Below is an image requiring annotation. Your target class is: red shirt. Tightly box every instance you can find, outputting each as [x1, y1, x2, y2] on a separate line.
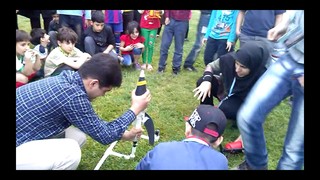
[140, 10, 161, 29]
[120, 34, 145, 55]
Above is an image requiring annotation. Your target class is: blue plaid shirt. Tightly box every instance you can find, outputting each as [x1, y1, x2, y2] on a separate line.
[16, 70, 136, 147]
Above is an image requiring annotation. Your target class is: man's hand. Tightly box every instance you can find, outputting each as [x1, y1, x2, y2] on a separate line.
[267, 12, 290, 42]
[130, 89, 151, 116]
[267, 27, 283, 42]
[121, 127, 143, 141]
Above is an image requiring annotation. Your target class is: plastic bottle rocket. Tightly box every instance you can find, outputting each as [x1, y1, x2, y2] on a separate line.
[130, 70, 147, 158]
[135, 70, 147, 96]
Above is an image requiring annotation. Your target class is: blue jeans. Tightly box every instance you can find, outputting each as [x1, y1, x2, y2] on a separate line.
[158, 19, 188, 71]
[237, 53, 304, 170]
[184, 13, 211, 67]
[122, 48, 142, 66]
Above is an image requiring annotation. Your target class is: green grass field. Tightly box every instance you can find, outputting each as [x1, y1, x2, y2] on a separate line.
[17, 10, 292, 170]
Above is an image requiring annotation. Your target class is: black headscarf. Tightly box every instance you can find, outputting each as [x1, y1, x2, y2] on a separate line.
[219, 41, 269, 100]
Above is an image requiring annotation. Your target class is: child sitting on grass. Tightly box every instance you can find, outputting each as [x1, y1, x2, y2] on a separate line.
[119, 21, 145, 70]
[16, 29, 42, 88]
[44, 27, 91, 77]
[82, 10, 120, 61]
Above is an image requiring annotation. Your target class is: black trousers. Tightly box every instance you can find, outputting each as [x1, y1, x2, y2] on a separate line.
[196, 76, 242, 121]
[122, 11, 134, 35]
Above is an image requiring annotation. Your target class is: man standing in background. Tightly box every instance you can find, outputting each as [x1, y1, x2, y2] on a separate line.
[157, 10, 191, 75]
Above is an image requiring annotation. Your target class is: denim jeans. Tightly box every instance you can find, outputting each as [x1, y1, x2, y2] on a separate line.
[184, 13, 210, 67]
[122, 48, 142, 66]
[158, 19, 188, 71]
[184, 13, 211, 68]
[237, 53, 304, 170]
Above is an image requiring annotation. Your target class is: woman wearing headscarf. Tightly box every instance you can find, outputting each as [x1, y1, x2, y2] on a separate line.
[193, 40, 270, 152]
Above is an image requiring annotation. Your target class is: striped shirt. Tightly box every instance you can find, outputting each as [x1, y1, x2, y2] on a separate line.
[16, 70, 136, 147]
[104, 10, 123, 24]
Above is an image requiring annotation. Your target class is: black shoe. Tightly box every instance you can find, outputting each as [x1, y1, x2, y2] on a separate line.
[231, 161, 251, 170]
[172, 68, 180, 75]
[184, 66, 197, 72]
[231, 121, 238, 129]
[232, 161, 267, 170]
[158, 68, 164, 74]
[173, 71, 178, 75]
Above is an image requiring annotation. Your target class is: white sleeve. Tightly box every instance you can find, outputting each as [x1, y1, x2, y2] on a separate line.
[16, 56, 23, 71]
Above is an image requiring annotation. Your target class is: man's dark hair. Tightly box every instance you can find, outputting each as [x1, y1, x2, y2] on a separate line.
[191, 123, 219, 143]
[30, 28, 46, 45]
[78, 53, 122, 88]
[91, 10, 105, 23]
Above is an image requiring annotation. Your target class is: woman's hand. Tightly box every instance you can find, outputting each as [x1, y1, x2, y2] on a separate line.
[193, 81, 212, 102]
